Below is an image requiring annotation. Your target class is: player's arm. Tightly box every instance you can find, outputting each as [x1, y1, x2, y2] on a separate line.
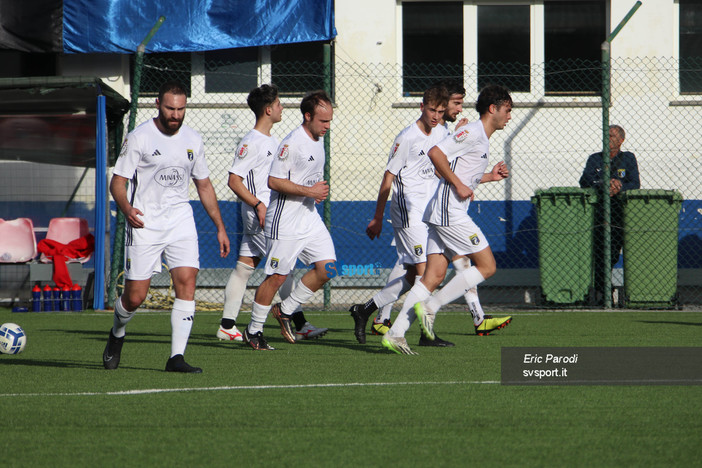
[109, 174, 145, 228]
[366, 170, 395, 240]
[228, 173, 265, 228]
[481, 161, 509, 183]
[428, 146, 472, 200]
[268, 176, 329, 204]
[193, 177, 230, 258]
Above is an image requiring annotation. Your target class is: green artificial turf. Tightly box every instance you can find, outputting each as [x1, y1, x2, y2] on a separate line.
[1, 307, 700, 467]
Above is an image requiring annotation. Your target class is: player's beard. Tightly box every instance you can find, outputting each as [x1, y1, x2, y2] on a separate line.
[158, 113, 184, 135]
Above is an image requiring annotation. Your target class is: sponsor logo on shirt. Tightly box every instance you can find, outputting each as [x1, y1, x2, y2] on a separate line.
[237, 144, 248, 159]
[278, 145, 289, 160]
[481, 153, 487, 159]
[454, 129, 470, 142]
[418, 150, 425, 156]
[420, 166, 435, 179]
[151, 149, 161, 157]
[308, 155, 315, 161]
[304, 172, 323, 187]
[187, 149, 194, 161]
[154, 167, 186, 187]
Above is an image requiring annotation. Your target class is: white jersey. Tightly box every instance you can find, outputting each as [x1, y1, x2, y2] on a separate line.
[424, 120, 490, 227]
[229, 129, 278, 235]
[114, 119, 209, 245]
[266, 125, 327, 240]
[386, 121, 444, 229]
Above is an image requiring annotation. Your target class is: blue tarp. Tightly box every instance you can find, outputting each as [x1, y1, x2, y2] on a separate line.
[63, 0, 336, 54]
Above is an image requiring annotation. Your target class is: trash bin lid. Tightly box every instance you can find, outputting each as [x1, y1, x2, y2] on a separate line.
[531, 186, 598, 204]
[619, 189, 683, 204]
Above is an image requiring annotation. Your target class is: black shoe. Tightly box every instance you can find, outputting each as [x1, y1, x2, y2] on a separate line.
[165, 354, 203, 373]
[243, 328, 275, 350]
[349, 304, 372, 344]
[102, 330, 124, 370]
[418, 333, 455, 347]
[271, 303, 296, 344]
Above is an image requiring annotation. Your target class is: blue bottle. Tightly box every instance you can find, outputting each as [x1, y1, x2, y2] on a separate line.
[32, 285, 41, 312]
[71, 284, 83, 311]
[43, 285, 53, 311]
[60, 286, 71, 311]
[52, 287, 60, 311]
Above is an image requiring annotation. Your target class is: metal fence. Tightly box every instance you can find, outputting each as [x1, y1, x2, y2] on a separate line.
[117, 55, 702, 311]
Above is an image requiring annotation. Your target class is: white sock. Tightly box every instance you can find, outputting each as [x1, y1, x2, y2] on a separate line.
[278, 275, 302, 313]
[222, 261, 255, 321]
[387, 281, 431, 338]
[112, 296, 136, 338]
[373, 263, 410, 315]
[170, 298, 195, 358]
[445, 257, 485, 325]
[432, 266, 486, 307]
[248, 301, 271, 334]
[465, 288, 485, 326]
[281, 280, 315, 315]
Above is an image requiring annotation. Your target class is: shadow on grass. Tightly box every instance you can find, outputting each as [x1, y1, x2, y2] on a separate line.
[637, 320, 702, 327]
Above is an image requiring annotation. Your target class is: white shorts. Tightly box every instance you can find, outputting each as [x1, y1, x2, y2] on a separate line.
[124, 239, 200, 280]
[426, 221, 489, 259]
[264, 228, 336, 275]
[393, 223, 428, 266]
[238, 231, 267, 259]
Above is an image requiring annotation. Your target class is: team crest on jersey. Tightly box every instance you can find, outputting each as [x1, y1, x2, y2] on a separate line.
[454, 129, 470, 143]
[469, 234, 480, 246]
[126, 258, 131, 271]
[278, 145, 290, 161]
[270, 257, 279, 269]
[390, 143, 400, 159]
[617, 168, 626, 178]
[414, 245, 423, 256]
[118, 139, 128, 158]
[187, 149, 194, 161]
[237, 144, 249, 159]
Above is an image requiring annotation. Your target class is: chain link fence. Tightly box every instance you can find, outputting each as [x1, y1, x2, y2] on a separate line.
[118, 55, 702, 311]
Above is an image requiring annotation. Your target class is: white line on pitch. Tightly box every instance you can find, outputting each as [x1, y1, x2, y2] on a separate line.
[0, 380, 499, 398]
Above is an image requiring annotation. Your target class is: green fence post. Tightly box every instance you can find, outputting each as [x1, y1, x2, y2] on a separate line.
[323, 42, 332, 309]
[600, 1, 641, 308]
[107, 16, 165, 308]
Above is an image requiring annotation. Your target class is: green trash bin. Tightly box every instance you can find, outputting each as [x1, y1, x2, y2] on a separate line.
[620, 189, 683, 308]
[531, 187, 598, 304]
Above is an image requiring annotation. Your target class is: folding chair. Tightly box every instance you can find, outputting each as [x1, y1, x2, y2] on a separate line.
[0, 218, 38, 263]
[40, 217, 92, 264]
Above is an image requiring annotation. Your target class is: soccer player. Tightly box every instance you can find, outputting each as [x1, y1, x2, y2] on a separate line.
[349, 86, 451, 346]
[104, 81, 231, 372]
[216, 84, 328, 344]
[430, 78, 504, 336]
[382, 84, 514, 355]
[243, 90, 336, 350]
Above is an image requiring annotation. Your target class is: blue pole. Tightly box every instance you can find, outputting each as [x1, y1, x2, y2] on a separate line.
[94, 95, 107, 310]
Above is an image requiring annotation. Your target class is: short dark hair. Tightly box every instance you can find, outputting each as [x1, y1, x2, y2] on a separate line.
[247, 84, 279, 119]
[300, 90, 332, 120]
[475, 84, 512, 116]
[157, 81, 188, 102]
[422, 85, 449, 107]
[432, 78, 466, 98]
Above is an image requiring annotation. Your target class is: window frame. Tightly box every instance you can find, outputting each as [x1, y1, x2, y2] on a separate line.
[396, 0, 609, 104]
